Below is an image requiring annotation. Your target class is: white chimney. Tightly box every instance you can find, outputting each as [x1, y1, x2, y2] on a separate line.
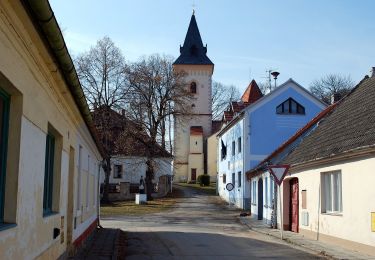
[370, 67, 375, 78]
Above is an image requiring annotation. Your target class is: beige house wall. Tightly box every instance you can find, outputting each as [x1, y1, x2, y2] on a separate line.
[281, 155, 375, 256]
[0, 1, 101, 259]
[207, 133, 219, 182]
[173, 64, 213, 182]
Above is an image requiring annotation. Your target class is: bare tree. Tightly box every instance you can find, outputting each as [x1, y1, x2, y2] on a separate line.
[75, 36, 129, 204]
[310, 74, 354, 104]
[125, 54, 192, 199]
[211, 81, 240, 120]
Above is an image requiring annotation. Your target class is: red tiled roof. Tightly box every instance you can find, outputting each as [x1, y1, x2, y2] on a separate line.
[223, 111, 233, 122]
[190, 126, 203, 135]
[241, 79, 263, 104]
[246, 103, 338, 179]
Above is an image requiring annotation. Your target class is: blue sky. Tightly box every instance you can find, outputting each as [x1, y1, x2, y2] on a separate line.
[50, 0, 375, 94]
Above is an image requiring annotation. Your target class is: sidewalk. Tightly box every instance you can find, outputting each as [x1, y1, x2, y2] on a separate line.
[239, 216, 374, 260]
[71, 227, 126, 259]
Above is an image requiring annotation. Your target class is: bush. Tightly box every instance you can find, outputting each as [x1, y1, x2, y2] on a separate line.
[197, 174, 210, 186]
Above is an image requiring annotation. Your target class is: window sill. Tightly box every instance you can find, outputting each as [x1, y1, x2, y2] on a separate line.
[43, 211, 59, 218]
[0, 223, 17, 232]
[321, 212, 343, 216]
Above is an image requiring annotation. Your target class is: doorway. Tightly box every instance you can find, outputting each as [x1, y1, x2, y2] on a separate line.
[191, 168, 197, 182]
[289, 178, 299, 232]
[257, 178, 263, 220]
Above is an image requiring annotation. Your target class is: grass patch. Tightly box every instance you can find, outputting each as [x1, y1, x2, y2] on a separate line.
[175, 182, 216, 195]
[100, 188, 184, 216]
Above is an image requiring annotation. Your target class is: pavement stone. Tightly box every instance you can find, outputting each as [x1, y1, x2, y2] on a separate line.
[238, 215, 375, 260]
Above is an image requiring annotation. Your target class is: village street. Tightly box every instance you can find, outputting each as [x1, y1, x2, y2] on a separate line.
[101, 185, 323, 259]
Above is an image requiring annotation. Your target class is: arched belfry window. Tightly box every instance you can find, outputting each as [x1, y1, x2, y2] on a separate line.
[190, 82, 197, 94]
[276, 98, 305, 115]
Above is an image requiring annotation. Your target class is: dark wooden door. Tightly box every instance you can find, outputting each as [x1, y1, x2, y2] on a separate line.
[191, 169, 197, 181]
[289, 178, 299, 232]
[257, 178, 263, 220]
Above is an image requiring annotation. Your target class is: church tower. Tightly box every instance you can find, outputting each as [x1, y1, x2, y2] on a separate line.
[173, 12, 214, 182]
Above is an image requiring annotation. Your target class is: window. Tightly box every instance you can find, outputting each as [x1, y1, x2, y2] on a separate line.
[227, 161, 230, 170]
[232, 141, 235, 156]
[321, 171, 342, 213]
[0, 89, 10, 224]
[251, 180, 257, 204]
[86, 155, 90, 209]
[190, 82, 197, 94]
[222, 174, 226, 184]
[114, 164, 123, 178]
[43, 132, 55, 215]
[265, 177, 268, 206]
[238, 172, 241, 187]
[302, 190, 307, 209]
[232, 172, 235, 185]
[221, 139, 227, 160]
[238, 137, 241, 153]
[76, 145, 82, 211]
[270, 176, 275, 205]
[276, 98, 305, 115]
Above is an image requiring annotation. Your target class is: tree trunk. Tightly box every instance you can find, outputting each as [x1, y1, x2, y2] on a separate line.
[101, 157, 111, 204]
[145, 159, 154, 200]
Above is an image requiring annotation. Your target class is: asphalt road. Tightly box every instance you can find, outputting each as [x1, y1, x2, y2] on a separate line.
[101, 185, 323, 260]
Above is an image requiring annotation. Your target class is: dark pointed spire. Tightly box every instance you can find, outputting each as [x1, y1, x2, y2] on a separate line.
[174, 13, 213, 65]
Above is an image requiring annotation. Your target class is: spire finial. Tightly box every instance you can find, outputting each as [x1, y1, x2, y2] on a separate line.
[192, 1, 195, 15]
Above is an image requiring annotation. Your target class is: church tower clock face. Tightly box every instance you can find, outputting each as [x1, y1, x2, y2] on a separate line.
[172, 12, 214, 183]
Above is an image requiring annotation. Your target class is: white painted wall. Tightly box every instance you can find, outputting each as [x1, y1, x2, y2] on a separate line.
[282, 156, 375, 251]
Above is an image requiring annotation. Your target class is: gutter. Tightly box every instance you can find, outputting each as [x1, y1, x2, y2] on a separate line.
[21, 0, 105, 157]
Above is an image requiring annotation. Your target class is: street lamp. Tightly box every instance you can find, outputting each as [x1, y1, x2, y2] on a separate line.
[271, 71, 280, 89]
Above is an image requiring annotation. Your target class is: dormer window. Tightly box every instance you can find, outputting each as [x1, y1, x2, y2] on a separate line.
[276, 98, 305, 115]
[190, 82, 197, 94]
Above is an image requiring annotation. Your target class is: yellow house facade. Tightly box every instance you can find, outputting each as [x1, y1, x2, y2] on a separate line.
[0, 1, 102, 259]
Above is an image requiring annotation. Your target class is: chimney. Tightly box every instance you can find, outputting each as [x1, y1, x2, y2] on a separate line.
[370, 67, 375, 78]
[331, 93, 341, 104]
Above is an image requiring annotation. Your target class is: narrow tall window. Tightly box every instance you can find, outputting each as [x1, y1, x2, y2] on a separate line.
[76, 145, 82, 211]
[232, 141, 235, 156]
[238, 137, 241, 153]
[265, 177, 268, 206]
[223, 174, 226, 184]
[232, 172, 235, 185]
[86, 155, 90, 209]
[190, 82, 197, 94]
[43, 132, 55, 215]
[0, 89, 10, 224]
[114, 164, 123, 178]
[321, 171, 342, 213]
[238, 172, 242, 187]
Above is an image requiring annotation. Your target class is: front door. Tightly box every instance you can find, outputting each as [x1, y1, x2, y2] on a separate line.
[191, 168, 197, 182]
[289, 178, 299, 232]
[257, 178, 263, 220]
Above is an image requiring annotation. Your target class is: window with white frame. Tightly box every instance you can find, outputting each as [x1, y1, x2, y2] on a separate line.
[238, 137, 241, 153]
[251, 180, 257, 204]
[321, 170, 342, 213]
[270, 176, 275, 206]
[265, 177, 268, 206]
[113, 164, 123, 178]
[238, 172, 241, 187]
[232, 172, 235, 185]
[232, 141, 235, 156]
[223, 174, 226, 184]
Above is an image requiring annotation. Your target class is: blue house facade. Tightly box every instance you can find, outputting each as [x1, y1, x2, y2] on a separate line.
[217, 79, 326, 209]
